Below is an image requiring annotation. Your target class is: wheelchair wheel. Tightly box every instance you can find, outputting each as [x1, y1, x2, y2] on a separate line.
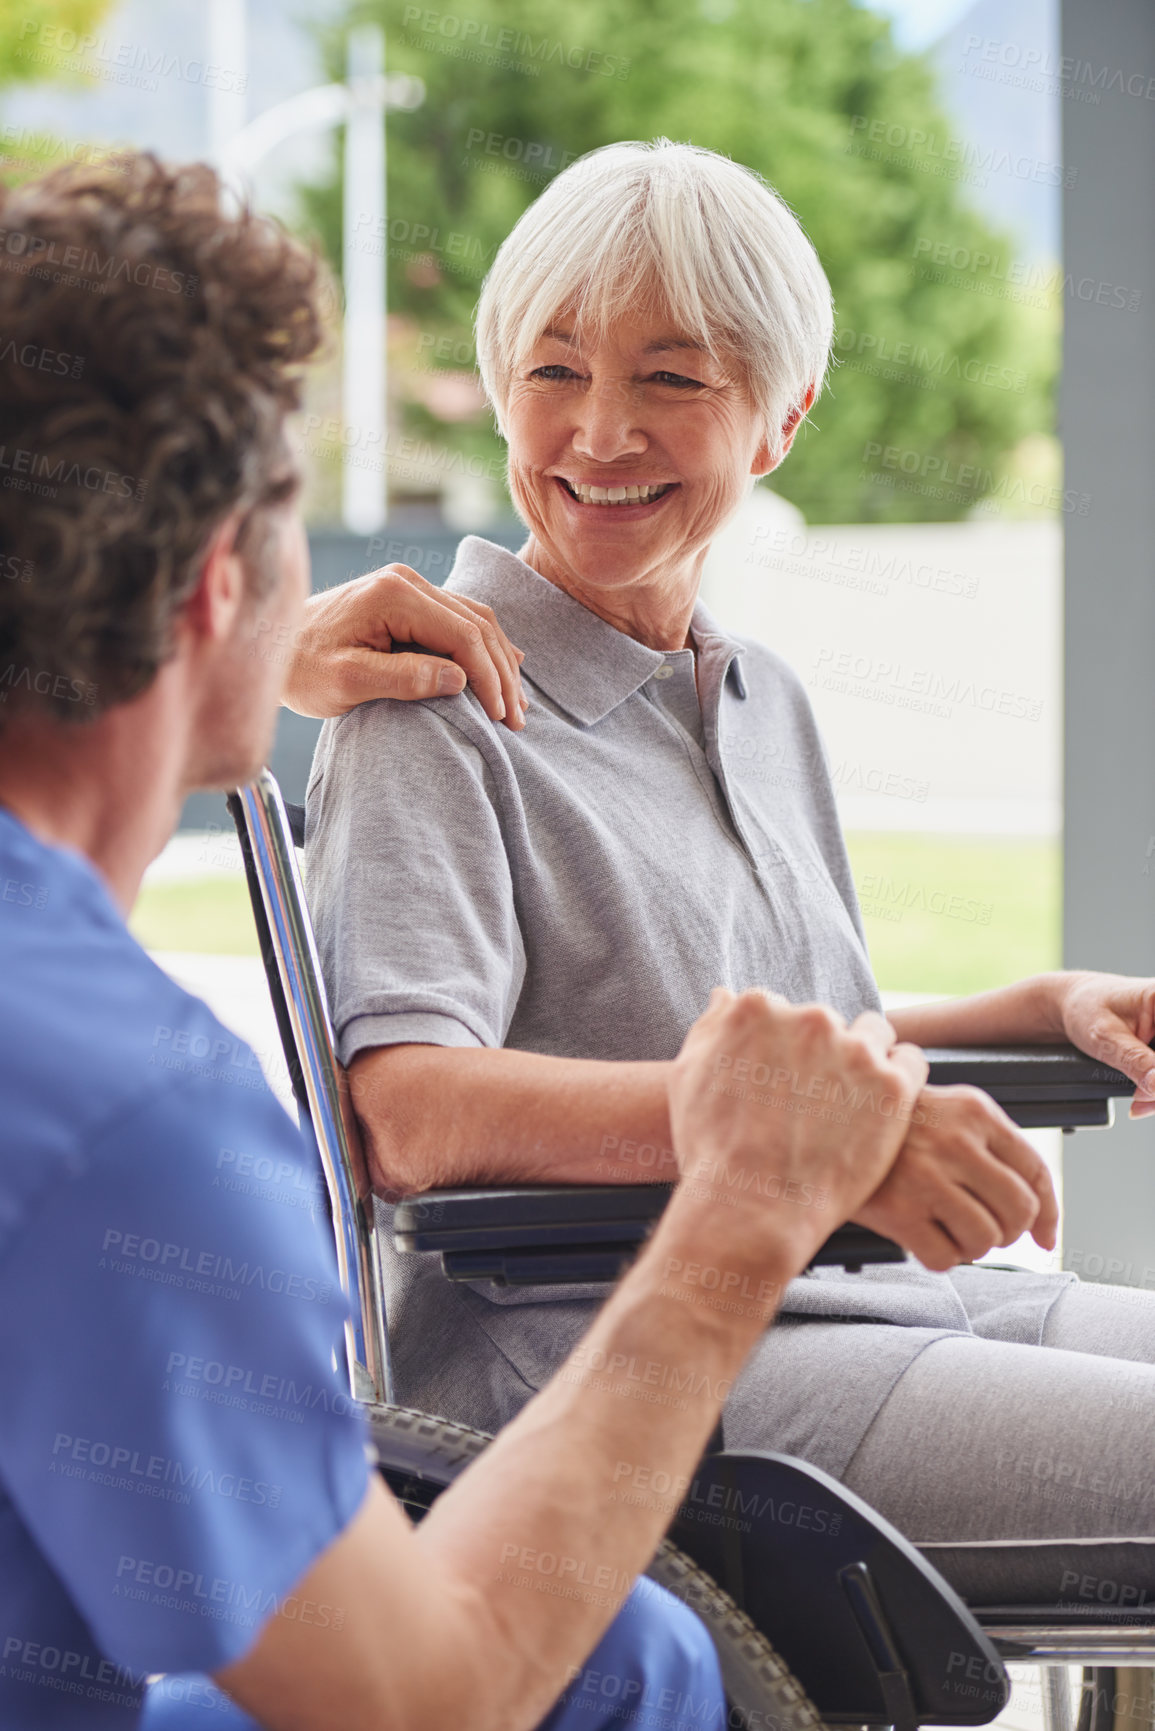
[365, 1401, 826, 1731]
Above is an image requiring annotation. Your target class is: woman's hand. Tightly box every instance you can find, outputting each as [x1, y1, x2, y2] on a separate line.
[1049, 971, 1155, 1116]
[855, 1084, 1059, 1271]
[280, 563, 528, 726]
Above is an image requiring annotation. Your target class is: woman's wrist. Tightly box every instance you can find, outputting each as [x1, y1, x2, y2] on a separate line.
[1031, 970, 1087, 1040]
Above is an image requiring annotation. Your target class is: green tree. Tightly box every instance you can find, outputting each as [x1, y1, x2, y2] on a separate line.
[301, 0, 1056, 523]
[1, 0, 119, 182]
[1, 0, 114, 91]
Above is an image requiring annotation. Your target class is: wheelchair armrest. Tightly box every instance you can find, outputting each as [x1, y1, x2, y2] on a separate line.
[392, 1046, 1138, 1286]
[392, 1186, 904, 1286]
[925, 1044, 1136, 1128]
[391, 1044, 1138, 1285]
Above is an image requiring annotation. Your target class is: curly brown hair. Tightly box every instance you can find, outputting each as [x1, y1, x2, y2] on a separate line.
[0, 151, 326, 726]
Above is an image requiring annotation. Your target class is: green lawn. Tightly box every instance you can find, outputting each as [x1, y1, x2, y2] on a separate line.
[846, 832, 1060, 996]
[130, 876, 261, 957]
[131, 833, 1061, 995]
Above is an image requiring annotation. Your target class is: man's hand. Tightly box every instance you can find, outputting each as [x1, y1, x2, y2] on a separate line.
[280, 563, 528, 726]
[668, 990, 928, 1269]
[855, 1083, 1059, 1271]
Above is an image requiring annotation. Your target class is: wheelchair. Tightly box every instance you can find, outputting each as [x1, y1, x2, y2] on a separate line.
[227, 768, 1155, 1731]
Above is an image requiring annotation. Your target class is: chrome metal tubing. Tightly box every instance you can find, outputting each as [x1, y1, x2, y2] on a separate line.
[1041, 1665, 1075, 1731]
[984, 1626, 1155, 1664]
[237, 772, 392, 1404]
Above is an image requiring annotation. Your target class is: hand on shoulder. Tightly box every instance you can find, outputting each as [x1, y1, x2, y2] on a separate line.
[281, 563, 529, 727]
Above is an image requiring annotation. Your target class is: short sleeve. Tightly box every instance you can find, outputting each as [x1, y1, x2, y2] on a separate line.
[306, 698, 527, 1065]
[0, 1071, 370, 1677]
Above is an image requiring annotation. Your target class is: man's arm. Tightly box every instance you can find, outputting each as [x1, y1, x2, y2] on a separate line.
[218, 995, 926, 1731]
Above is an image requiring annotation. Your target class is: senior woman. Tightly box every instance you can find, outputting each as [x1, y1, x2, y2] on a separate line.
[306, 140, 1155, 1603]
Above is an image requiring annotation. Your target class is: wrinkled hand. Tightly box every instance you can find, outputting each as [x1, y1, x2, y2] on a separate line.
[855, 1083, 1059, 1271]
[280, 563, 528, 726]
[668, 990, 928, 1265]
[1050, 971, 1155, 1118]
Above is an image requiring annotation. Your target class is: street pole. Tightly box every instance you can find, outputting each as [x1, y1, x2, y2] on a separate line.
[210, 14, 413, 536]
[206, 0, 247, 167]
[342, 24, 387, 535]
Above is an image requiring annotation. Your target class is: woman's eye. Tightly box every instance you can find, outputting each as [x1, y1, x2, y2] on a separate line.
[650, 371, 702, 388]
[531, 364, 578, 381]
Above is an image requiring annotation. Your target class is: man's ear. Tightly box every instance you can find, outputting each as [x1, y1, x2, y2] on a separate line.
[751, 381, 818, 477]
[182, 511, 247, 645]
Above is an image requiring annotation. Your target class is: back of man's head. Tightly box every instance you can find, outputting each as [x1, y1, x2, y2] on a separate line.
[0, 151, 324, 731]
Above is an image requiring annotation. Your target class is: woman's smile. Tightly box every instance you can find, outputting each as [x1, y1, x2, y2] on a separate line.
[552, 475, 681, 516]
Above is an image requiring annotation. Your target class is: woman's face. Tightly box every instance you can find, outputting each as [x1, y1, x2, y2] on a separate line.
[504, 300, 776, 629]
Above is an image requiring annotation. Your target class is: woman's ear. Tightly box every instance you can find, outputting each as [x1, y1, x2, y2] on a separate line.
[751, 381, 818, 476]
[750, 434, 777, 478]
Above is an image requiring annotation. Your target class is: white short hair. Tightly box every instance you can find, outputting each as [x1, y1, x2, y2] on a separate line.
[475, 138, 834, 462]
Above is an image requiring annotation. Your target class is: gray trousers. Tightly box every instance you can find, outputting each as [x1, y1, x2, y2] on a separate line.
[836, 1270, 1155, 1604]
[384, 1234, 1155, 1607]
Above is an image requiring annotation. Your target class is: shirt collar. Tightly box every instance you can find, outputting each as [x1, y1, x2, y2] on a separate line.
[446, 535, 746, 725]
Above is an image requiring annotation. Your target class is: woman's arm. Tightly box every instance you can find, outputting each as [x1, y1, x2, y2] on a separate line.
[887, 974, 1066, 1047]
[890, 969, 1155, 1109]
[348, 1044, 676, 1196]
[347, 1040, 1054, 1273]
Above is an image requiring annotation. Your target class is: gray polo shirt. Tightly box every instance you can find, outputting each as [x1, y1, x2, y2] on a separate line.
[307, 534, 881, 1070]
[305, 534, 1071, 1469]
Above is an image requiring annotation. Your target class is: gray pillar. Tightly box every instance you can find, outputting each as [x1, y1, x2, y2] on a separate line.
[1061, 0, 1155, 1285]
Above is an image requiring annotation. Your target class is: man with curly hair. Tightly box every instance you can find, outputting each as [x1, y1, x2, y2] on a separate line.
[0, 151, 926, 1730]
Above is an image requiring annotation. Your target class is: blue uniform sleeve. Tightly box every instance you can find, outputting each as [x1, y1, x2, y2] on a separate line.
[0, 1067, 370, 1678]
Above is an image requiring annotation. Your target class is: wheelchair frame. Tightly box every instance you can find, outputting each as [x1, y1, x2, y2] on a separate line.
[227, 768, 1155, 1730]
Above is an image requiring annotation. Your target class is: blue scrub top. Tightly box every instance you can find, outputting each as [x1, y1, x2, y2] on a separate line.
[0, 808, 369, 1727]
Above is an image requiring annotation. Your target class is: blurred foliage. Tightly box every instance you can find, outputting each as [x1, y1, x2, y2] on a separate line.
[0, 0, 110, 86]
[0, 0, 117, 182]
[299, 0, 1057, 523]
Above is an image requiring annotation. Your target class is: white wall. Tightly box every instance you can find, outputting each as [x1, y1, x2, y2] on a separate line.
[702, 493, 1061, 835]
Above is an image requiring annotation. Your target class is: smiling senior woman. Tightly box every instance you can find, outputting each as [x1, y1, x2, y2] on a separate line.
[307, 140, 1155, 1602]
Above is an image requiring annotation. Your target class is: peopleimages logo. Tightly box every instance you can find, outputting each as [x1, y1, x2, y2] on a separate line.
[50, 1431, 281, 1509]
[164, 1351, 356, 1420]
[0, 444, 147, 500]
[0, 663, 97, 707]
[400, 6, 632, 78]
[0, 1638, 145, 1703]
[114, 1554, 345, 1629]
[810, 648, 1044, 723]
[16, 19, 247, 92]
[99, 1229, 333, 1305]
